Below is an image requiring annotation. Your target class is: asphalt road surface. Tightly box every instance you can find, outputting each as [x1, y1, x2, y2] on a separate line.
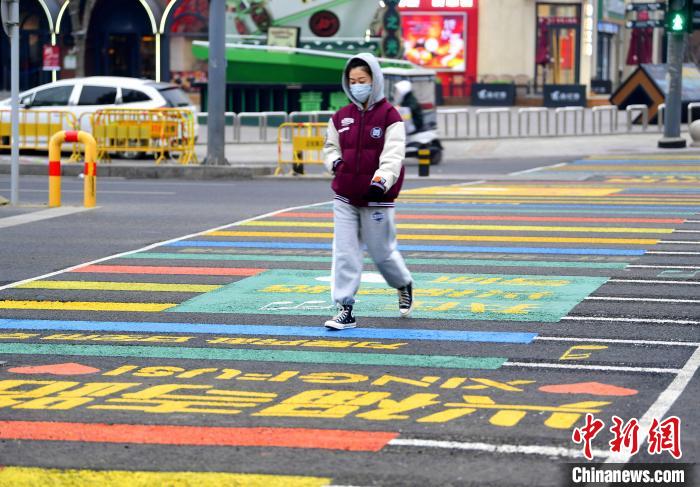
[0, 154, 698, 486]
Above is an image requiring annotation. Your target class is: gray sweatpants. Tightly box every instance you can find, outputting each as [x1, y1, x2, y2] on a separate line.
[331, 199, 412, 306]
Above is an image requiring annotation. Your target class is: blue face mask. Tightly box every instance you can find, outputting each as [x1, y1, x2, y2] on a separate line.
[350, 83, 372, 103]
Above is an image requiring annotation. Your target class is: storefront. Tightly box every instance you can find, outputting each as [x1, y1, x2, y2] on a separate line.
[594, 0, 624, 94]
[535, 3, 583, 90]
[398, 0, 478, 98]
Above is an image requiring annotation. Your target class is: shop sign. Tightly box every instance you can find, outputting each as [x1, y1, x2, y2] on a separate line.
[471, 83, 515, 107]
[543, 84, 587, 107]
[546, 16, 580, 26]
[267, 26, 300, 48]
[42, 45, 60, 71]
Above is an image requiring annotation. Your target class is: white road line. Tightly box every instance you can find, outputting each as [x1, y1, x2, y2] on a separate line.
[562, 316, 700, 326]
[684, 220, 700, 223]
[608, 279, 700, 285]
[388, 438, 611, 460]
[658, 240, 700, 244]
[0, 200, 333, 291]
[508, 162, 568, 176]
[0, 207, 94, 229]
[627, 265, 700, 269]
[605, 346, 700, 465]
[585, 296, 700, 304]
[646, 251, 700, 255]
[503, 362, 680, 374]
[535, 336, 700, 347]
[674, 230, 700, 233]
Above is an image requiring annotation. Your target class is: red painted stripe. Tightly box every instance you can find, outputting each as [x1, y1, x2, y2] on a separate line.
[0, 421, 397, 452]
[64, 131, 79, 143]
[277, 212, 683, 224]
[84, 162, 97, 176]
[72, 265, 264, 276]
[48, 161, 61, 177]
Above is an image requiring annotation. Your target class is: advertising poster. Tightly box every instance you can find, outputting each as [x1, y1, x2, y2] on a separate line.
[401, 12, 466, 71]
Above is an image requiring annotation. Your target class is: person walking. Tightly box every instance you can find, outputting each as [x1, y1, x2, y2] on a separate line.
[322, 53, 413, 330]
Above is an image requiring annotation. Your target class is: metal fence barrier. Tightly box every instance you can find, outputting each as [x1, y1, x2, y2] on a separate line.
[517, 108, 549, 137]
[626, 104, 649, 132]
[276, 122, 326, 175]
[554, 107, 584, 136]
[687, 102, 700, 126]
[437, 107, 470, 139]
[592, 105, 617, 134]
[0, 109, 79, 158]
[475, 108, 511, 137]
[92, 108, 197, 164]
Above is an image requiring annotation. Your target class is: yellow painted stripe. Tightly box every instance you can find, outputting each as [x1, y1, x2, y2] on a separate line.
[0, 301, 175, 312]
[241, 220, 673, 234]
[207, 230, 658, 245]
[0, 466, 330, 487]
[17, 281, 220, 292]
[401, 186, 623, 196]
[588, 155, 700, 160]
[395, 196, 700, 203]
[555, 165, 700, 171]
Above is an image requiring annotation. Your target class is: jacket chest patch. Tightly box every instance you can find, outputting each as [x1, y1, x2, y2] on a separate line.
[370, 127, 383, 139]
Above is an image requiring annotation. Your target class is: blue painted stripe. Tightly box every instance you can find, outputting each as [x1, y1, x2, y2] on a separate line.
[0, 319, 536, 344]
[167, 241, 645, 256]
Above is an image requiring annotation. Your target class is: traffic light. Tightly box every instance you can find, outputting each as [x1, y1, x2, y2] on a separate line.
[666, 0, 693, 33]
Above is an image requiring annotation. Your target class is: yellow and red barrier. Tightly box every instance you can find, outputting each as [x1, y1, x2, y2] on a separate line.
[48, 130, 98, 208]
[276, 122, 326, 175]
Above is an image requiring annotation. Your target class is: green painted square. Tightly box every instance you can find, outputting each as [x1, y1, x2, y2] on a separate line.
[171, 269, 608, 322]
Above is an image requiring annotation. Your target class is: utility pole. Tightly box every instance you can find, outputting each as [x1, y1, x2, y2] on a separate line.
[1, 0, 20, 204]
[204, 0, 229, 165]
[659, 0, 690, 148]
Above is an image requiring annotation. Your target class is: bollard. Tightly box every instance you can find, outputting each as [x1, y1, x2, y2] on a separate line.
[48, 130, 98, 208]
[418, 146, 430, 177]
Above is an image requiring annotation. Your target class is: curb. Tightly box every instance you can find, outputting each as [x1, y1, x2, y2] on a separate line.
[0, 162, 275, 180]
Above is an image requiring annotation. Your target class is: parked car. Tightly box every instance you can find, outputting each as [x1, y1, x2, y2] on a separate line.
[0, 76, 198, 132]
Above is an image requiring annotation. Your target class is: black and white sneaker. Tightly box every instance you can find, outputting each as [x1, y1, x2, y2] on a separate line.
[324, 305, 357, 330]
[398, 282, 413, 318]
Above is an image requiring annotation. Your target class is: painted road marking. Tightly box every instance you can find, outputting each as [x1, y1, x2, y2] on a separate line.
[0, 200, 332, 292]
[0, 318, 538, 344]
[503, 362, 680, 374]
[508, 162, 568, 175]
[0, 343, 507, 369]
[71, 265, 265, 276]
[0, 467, 330, 487]
[605, 346, 700, 465]
[647, 251, 700, 255]
[387, 438, 610, 460]
[0, 207, 94, 229]
[535, 336, 700, 347]
[562, 316, 700, 326]
[0, 420, 396, 452]
[278, 212, 686, 224]
[627, 265, 700, 269]
[658, 240, 700, 244]
[17, 281, 221, 292]
[169, 241, 645, 256]
[239, 221, 676, 235]
[585, 297, 700, 304]
[126, 252, 629, 269]
[0, 301, 174, 312]
[392, 203, 700, 211]
[207, 231, 658, 246]
[608, 279, 700, 285]
[171, 269, 608, 322]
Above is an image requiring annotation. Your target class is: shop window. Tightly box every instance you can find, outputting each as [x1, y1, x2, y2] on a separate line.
[31, 85, 74, 107]
[78, 85, 117, 105]
[535, 3, 581, 90]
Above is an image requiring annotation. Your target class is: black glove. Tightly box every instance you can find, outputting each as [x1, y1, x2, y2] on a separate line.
[332, 158, 343, 173]
[363, 177, 386, 201]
